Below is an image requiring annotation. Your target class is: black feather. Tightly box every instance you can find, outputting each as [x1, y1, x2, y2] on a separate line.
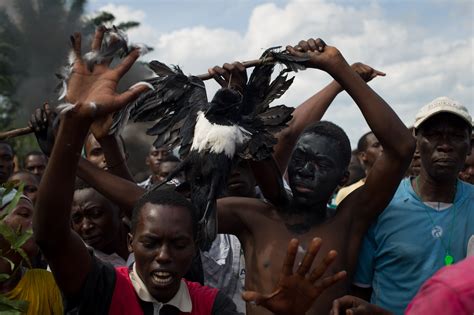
[270, 49, 311, 72]
[148, 60, 176, 77]
[109, 50, 300, 248]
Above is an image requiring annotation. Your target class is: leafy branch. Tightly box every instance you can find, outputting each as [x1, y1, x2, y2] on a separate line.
[0, 182, 32, 314]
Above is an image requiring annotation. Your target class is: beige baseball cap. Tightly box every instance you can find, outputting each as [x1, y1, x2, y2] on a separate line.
[414, 97, 472, 129]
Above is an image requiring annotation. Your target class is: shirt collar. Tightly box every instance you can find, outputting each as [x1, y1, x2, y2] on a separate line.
[129, 263, 192, 313]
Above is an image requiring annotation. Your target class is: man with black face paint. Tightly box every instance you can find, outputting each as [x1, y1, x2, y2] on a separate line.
[353, 97, 474, 314]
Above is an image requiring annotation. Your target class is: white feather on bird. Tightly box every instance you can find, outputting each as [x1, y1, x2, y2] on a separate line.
[191, 111, 252, 158]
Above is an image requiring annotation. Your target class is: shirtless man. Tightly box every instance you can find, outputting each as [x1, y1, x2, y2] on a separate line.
[214, 38, 415, 314]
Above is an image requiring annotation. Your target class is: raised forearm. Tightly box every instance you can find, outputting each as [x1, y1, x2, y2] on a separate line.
[98, 135, 135, 181]
[249, 158, 288, 207]
[274, 80, 342, 172]
[34, 114, 91, 245]
[78, 158, 145, 218]
[327, 59, 414, 157]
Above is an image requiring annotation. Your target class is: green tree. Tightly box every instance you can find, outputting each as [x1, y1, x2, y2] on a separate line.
[0, 1, 145, 159]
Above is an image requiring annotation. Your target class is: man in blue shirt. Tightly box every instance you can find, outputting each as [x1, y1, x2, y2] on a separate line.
[353, 97, 474, 314]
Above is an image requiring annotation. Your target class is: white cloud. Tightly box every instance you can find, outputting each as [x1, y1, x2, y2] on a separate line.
[95, 0, 473, 145]
[98, 4, 146, 23]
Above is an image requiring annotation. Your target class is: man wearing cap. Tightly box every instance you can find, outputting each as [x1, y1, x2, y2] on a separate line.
[352, 96, 474, 314]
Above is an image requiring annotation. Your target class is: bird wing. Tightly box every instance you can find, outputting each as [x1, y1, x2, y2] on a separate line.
[239, 47, 297, 161]
[111, 62, 207, 158]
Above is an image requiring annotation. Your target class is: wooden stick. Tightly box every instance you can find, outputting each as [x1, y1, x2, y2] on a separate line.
[0, 126, 33, 140]
[0, 58, 277, 140]
[196, 57, 275, 80]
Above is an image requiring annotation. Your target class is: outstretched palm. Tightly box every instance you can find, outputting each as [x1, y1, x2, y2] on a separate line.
[242, 238, 346, 315]
[64, 28, 149, 128]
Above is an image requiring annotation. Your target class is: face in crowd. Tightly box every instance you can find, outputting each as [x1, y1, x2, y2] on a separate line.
[84, 134, 107, 170]
[346, 150, 365, 186]
[9, 171, 40, 205]
[407, 148, 421, 177]
[416, 113, 471, 181]
[225, 159, 256, 198]
[0, 143, 14, 184]
[71, 188, 122, 253]
[0, 196, 38, 272]
[459, 136, 474, 184]
[358, 132, 383, 171]
[146, 146, 170, 175]
[288, 129, 349, 208]
[129, 192, 196, 302]
[24, 153, 48, 178]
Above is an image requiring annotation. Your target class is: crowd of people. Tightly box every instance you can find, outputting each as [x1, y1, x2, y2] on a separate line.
[0, 27, 473, 315]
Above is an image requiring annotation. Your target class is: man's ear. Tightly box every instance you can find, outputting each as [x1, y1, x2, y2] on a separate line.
[145, 156, 150, 166]
[339, 170, 350, 187]
[127, 233, 134, 253]
[358, 151, 366, 164]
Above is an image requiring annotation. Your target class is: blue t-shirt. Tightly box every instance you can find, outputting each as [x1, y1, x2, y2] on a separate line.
[353, 178, 474, 315]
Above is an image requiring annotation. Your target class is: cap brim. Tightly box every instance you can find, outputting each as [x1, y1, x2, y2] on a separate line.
[414, 109, 472, 129]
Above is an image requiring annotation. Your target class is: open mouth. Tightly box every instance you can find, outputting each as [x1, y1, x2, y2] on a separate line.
[294, 185, 313, 193]
[151, 271, 175, 287]
[83, 235, 102, 245]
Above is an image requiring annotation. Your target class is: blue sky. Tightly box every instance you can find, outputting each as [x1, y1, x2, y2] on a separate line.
[85, 0, 473, 145]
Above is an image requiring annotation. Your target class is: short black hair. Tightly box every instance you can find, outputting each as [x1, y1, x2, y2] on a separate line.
[25, 150, 46, 159]
[357, 131, 374, 153]
[74, 177, 92, 190]
[301, 121, 351, 169]
[131, 190, 197, 238]
[0, 141, 14, 155]
[11, 170, 40, 183]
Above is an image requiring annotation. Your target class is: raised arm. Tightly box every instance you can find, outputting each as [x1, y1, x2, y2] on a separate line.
[87, 107, 135, 182]
[287, 39, 415, 231]
[77, 157, 145, 218]
[33, 28, 149, 297]
[29, 106, 144, 218]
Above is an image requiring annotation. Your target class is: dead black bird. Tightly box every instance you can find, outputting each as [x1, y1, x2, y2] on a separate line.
[111, 47, 308, 249]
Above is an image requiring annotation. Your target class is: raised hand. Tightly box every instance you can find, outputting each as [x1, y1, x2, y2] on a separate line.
[286, 38, 344, 71]
[242, 238, 346, 315]
[63, 27, 151, 121]
[331, 295, 393, 315]
[351, 62, 386, 83]
[28, 103, 57, 156]
[208, 62, 248, 94]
